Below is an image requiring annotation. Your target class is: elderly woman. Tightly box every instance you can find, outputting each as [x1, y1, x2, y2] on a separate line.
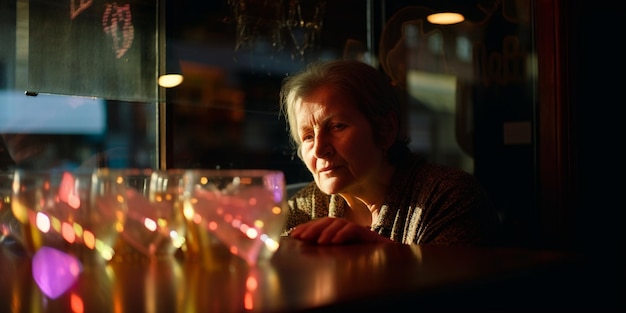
[280, 60, 503, 246]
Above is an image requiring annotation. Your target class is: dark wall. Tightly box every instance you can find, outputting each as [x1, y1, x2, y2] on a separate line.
[566, 0, 623, 309]
[567, 0, 622, 261]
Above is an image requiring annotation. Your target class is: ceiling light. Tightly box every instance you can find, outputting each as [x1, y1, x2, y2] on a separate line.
[427, 12, 465, 25]
[158, 74, 183, 88]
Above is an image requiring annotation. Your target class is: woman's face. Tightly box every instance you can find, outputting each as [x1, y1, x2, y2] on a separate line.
[295, 86, 388, 195]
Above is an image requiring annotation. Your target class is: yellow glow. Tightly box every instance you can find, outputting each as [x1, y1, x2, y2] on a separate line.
[10, 201, 28, 224]
[95, 240, 115, 261]
[264, 238, 279, 252]
[427, 12, 464, 25]
[254, 220, 264, 228]
[170, 231, 185, 248]
[157, 218, 168, 228]
[158, 74, 183, 88]
[73, 222, 83, 237]
[183, 201, 195, 219]
[51, 216, 62, 233]
[271, 206, 282, 215]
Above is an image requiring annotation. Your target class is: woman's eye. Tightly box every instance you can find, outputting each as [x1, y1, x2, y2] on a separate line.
[332, 123, 347, 131]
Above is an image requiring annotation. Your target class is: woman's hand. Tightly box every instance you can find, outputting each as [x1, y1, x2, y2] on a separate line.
[288, 217, 394, 244]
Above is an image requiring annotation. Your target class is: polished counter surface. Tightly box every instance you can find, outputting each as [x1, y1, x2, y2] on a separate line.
[0, 237, 603, 312]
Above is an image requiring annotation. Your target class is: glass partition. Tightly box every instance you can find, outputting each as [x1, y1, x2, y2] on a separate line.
[0, 0, 159, 171]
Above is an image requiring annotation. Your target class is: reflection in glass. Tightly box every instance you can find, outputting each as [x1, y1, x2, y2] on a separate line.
[110, 168, 187, 261]
[183, 169, 287, 266]
[10, 169, 127, 263]
[226, 0, 327, 67]
[0, 93, 158, 171]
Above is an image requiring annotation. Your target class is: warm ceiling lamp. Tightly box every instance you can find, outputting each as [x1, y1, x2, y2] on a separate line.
[158, 74, 183, 88]
[427, 12, 465, 25]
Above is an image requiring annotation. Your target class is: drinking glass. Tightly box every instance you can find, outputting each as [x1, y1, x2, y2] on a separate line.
[182, 169, 288, 266]
[10, 168, 127, 264]
[105, 168, 187, 261]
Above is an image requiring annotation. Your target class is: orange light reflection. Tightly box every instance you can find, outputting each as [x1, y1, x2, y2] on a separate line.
[244, 274, 258, 310]
[83, 230, 95, 249]
[244, 292, 254, 311]
[70, 292, 84, 313]
[62, 222, 76, 243]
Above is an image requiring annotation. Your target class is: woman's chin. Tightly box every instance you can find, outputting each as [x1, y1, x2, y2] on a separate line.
[316, 178, 346, 195]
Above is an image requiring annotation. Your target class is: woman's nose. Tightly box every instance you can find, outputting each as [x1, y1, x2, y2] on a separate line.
[313, 133, 333, 158]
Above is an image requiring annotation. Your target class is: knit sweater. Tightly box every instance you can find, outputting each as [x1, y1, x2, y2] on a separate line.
[285, 153, 503, 246]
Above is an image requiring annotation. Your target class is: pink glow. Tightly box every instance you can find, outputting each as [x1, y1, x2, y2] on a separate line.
[32, 247, 83, 299]
[102, 3, 135, 58]
[58, 172, 80, 209]
[62, 222, 76, 244]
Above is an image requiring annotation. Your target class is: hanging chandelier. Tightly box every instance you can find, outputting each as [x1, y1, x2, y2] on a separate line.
[226, 0, 326, 66]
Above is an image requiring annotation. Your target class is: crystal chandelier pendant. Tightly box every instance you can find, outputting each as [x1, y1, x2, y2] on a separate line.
[226, 0, 326, 70]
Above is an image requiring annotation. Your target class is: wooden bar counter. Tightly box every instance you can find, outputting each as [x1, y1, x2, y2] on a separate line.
[0, 237, 598, 312]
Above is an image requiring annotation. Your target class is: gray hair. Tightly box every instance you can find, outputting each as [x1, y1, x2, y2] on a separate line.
[279, 60, 409, 162]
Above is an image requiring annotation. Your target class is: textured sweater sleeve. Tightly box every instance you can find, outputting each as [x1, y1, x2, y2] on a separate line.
[378, 159, 502, 246]
[413, 166, 502, 246]
[284, 182, 331, 230]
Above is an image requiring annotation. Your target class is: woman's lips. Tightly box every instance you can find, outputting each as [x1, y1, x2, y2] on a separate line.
[318, 165, 340, 174]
